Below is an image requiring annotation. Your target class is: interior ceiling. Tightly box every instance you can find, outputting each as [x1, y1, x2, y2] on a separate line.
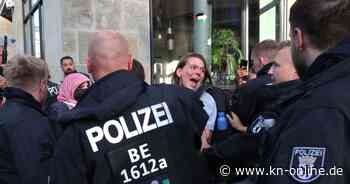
[153, 0, 192, 18]
[152, 0, 242, 29]
[153, 0, 242, 19]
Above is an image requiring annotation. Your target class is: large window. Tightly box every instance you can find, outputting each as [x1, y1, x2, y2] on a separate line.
[151, 0, 194, 84]
[249, 0, 280, 49]
[151, 0, 284, 87]
[23, 0, 43, 58]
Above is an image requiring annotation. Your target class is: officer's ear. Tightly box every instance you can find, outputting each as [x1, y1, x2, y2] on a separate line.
[259, 57, 269, 66]
[291, 26, 305, 51]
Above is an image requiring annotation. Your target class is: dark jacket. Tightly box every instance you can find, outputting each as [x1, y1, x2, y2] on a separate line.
[256, 62, 273, 78]
[259, 38, 350, 184]
[44, 81, 59, 111]
[231, 63, 273, 126]
[203, 80, 301, 165]
[0, 89, 4, 106]
[47, 101, 70, 138]
[52, 71, 210, 184]
[0, 87, 55, 184]
[252, 79, 301, 115]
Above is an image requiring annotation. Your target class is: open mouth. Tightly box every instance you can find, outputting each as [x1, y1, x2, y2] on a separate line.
[189, 77, 202, 89]
[190, 78, 200, 84]
[190, 78, 198, 83]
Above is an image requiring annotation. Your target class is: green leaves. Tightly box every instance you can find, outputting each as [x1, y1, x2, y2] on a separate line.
[212, 29, 240, 49]
[212, 28, 242, 80]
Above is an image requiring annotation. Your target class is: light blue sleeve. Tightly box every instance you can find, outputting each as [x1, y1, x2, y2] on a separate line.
[200, 92, 217, 130]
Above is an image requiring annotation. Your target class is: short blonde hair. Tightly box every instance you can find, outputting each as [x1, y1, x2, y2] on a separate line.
[252, 39, 280, 61]
[4, 55, 49, 91]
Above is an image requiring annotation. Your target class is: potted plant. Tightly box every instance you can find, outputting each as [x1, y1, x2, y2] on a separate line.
[212, 28, 242, 85]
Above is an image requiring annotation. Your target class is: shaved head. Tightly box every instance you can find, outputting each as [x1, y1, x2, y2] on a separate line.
[87, 31, 132, 81]
[268, 46, 299, 84]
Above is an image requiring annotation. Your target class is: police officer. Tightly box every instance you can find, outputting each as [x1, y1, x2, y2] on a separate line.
[231, 40, 280, 126]
[52, 31, 210, 184]
[44, 79, 59, 110]
[0, 55, 55, 183]
[203, 41, 301, 182]
[259, 0, 350, 183]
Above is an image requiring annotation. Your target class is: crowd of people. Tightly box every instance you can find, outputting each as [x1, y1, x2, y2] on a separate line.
[0, 0, 350, 183]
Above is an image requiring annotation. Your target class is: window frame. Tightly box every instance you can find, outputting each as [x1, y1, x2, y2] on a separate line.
[23, 0, 44, 58]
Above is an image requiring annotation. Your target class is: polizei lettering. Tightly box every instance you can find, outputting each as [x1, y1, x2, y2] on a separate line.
[86, 102, 174, 152]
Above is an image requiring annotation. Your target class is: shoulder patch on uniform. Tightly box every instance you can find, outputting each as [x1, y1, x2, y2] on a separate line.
[249, 115, 275, 134]
[251, 116, 265, 134]
[289, 147, 326, 183]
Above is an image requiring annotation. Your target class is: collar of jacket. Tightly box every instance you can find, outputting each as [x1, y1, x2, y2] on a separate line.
[257, 62, 273, 78]
[266, 80, 303, 112]
[193, 86, 206, 99]
[274, 39, 350, 113]
[302, 39, 350, 90]
[4, 87, 44, 113]
[81, 70, 143, 104]
[270, 80, 301, 96]
[304, 37, 350, 81]
[277, 56, 350, 111]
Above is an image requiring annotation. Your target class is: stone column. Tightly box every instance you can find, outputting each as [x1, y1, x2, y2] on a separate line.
[43, 0, 64, 82]
[13, 0, 24, 55]
[193, 0, 211, 67]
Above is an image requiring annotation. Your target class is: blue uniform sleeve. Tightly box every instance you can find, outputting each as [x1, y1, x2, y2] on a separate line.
[263, 108, 346, 184]
[52, 126, 87, 184]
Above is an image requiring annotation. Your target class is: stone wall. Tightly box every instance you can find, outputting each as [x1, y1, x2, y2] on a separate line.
[62, 0, 151, 82]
